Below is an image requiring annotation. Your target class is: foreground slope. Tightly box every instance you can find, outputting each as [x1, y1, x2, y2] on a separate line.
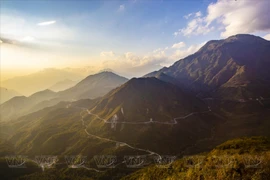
[1, 137, 269, 180]
[122, 136, 270, 180]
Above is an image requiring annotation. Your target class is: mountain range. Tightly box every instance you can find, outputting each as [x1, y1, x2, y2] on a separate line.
[1, 34, 270, 179]
[0, 71, 128, 121]
[1, 68, 84, 96]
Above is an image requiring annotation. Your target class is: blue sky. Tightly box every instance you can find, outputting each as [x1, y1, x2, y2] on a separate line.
[1, 0, 270, 78]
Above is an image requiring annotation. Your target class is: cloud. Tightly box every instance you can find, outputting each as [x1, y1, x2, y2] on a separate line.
[195, 11, 202, 17]
[171, 42, 186, 49]
[20, 36, 36, 42]
[37, 20, 56, 26]
[118, 4, 125, 12]
[100, 51, 116, 58]
[1, 14, 75, 44]
[184, 13, 193, 19]
[100, 48, 170, 77]
[170, 41, 206, 60]
[175, 0, 270, 37]
[100, 41, 207, 77]
[263, 34, 270, 41]
[175, 16, 214, 37]
[206, 0, 270, 37]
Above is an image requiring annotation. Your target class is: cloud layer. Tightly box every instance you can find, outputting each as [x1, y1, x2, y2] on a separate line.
[176, 0, 270, 37]
[171, 42, 186, 49]
[37, 20, 56, 26]
[99, 41, 206, 77]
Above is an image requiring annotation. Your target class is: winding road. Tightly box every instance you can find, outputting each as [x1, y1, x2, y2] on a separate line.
[69, 104, 212, 171]
[84, 107, 211, 125]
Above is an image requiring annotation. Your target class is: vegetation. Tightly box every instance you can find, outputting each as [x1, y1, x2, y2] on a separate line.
[122, 137, 270, 180]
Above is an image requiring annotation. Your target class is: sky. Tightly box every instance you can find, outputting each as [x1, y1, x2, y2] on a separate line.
[1, 0, 270, 79]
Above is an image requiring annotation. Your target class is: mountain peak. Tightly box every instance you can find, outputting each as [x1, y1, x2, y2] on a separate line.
[58, 71, 128, 100]
[93, 77, 207, 122]
[98, 68, 114, 73]
[198, 34, 268, 53]
[29, 89, 56, 98]
[82, 71, 128, 83]
[146, 34, 270, 99]
[224, 34, 268, 43]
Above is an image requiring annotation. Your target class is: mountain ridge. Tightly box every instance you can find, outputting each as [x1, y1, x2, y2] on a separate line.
[0, 72, 128, 121]
[145, 34, 270, 99]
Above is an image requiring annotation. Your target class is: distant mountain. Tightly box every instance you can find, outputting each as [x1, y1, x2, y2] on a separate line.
[58, 71, 128, 100]
[0, 72, 128, 121]
[1, 68, 83, 96]
[0, 87, 21, 104]
[145, 34, 270, 100]
[48, 79, 77, 92]
[0, 89, 57, 120]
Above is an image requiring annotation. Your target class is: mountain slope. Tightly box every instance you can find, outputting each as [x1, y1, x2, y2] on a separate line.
[1, 77, 222, 156]
[122, 136, 270, 180]
[0, 87, 22, 104]
[2, 77, 270, 173]
[48, 79, 77, 92]
[0, 89, 57, 120]
[58, 71, 128, 100]
[0, 72, 128, 121]
[145, 34, 270, 99]
[92, 77, 208, 123]
[80, 77, 221, 154]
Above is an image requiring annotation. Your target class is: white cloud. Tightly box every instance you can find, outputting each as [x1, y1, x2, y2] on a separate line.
[153, 48, 161, 53]
[20, 36, 36, 43]
[118, 4, 125, 12]
[100, 48, 171, 77]
[0, 14, 75, 44]
[175, 0, 270, 37]
[175, 17, 214, 37]
[37, 20, 56, 26]
[207, 0, 270, 37]
[263, 34, 270, 40]
[100, 41, 207, 77]
[173, 32, 179, 36]
[184, 13, 193, 19]
[100, 51, 116, 58]
[171, 42, 186, 49]
[195, 11, 202, 17]
[170, 41, 206, 60]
